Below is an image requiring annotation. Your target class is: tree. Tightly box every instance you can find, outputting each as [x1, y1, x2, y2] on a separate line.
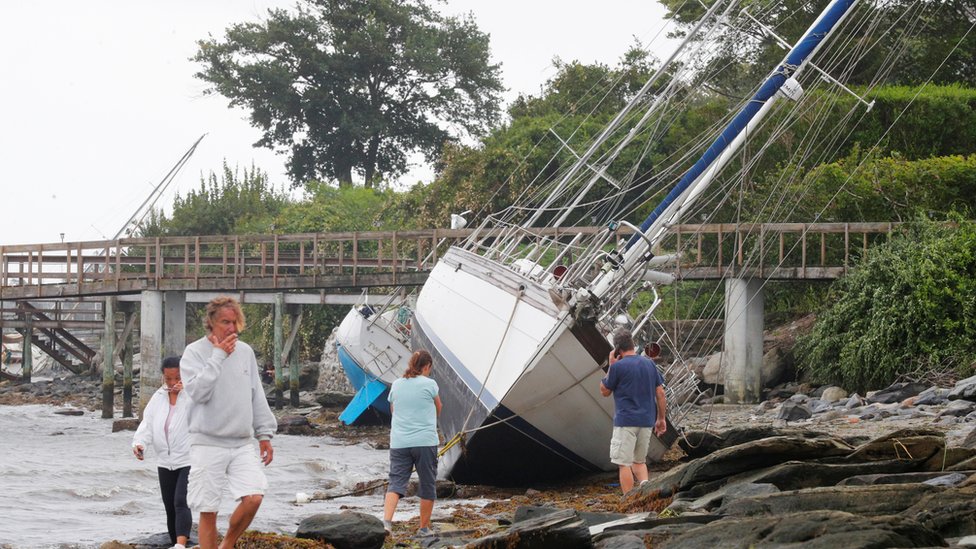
[660, 0, 976, 95]
[193, 0, 504, 189]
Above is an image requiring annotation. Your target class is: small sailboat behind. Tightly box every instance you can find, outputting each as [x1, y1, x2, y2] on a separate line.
[335, 291, 413, 424]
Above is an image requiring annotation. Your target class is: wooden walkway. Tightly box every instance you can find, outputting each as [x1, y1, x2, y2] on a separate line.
[0, 222, 903, 300]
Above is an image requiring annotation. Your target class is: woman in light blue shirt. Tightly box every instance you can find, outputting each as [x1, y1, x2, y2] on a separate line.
[382, 349, 442, 537]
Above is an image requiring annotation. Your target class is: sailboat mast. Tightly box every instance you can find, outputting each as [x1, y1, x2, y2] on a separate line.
[588, 0, 859, 300]
[519, 0, 731, 231]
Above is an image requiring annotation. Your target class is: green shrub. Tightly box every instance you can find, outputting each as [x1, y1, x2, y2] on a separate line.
[796, 217, 976, 391]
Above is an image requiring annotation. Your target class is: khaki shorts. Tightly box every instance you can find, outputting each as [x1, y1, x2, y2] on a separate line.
[187, 444, 268, 513]
[609, 426, 652, 466]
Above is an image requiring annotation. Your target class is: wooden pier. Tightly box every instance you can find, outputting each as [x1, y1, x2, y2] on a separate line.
[0, 223, 902, 300]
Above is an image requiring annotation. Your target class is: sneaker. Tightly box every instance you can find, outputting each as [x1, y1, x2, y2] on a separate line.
[417, 527, 434, 537]
[171, 545, 186, 549]
[383, 519, 393, 536]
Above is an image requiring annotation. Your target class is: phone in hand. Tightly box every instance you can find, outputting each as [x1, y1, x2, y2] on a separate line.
[613, 347, 622, 360]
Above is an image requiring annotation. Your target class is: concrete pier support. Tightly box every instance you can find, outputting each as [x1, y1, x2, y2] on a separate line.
[139, 290, 163, 415]
[273, 293, 284, 409]
[288, 305, 303, 407]
[723, 277, 764, 404]
[120, 302, 136, 418]
[163, 292, 186, 360]
[101, 297, 115, 419]
[22, 313, 32, 382]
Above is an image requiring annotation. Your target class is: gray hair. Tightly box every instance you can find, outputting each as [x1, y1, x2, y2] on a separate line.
[612, 328, 635, 352]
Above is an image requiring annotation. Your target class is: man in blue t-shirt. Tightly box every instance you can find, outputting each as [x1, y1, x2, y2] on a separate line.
[600, 328, 667, 495]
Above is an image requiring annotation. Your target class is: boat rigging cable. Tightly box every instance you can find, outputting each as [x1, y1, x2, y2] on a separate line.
[432, 0, 975, 463]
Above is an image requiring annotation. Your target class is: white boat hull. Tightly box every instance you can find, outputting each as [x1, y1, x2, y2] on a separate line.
[414, 247, 673, 485]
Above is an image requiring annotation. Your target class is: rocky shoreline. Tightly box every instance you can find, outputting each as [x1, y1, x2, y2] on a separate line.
[6, 364, 976, 547]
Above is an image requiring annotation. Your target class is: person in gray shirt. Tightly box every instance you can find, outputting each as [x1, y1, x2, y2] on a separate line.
[181, 296, 277, 549]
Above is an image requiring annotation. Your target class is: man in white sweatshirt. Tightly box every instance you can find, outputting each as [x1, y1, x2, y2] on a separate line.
[181, 296, 277, 549]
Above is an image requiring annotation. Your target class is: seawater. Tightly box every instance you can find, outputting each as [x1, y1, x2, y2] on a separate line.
[0, 404, 443, 548]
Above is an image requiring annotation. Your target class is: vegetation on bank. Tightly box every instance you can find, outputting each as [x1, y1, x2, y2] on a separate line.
[797, 218, 976, 391]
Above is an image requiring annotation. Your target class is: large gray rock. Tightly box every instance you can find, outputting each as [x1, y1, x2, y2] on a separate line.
[316, 391, 354, 408]
[593, 534, 645, 549]
[866, 382, 927, 404]
[513, 505, 626, 528]
[843, 429, 944, 463]
[819, 386, 848, 403]
[676, 482, 779, 513]
[295, 511, 386, 549]
[466, 508, 592, 549]
[719, 483, 941, 517]
[670, 458, 921, 513]
[298, 362, 319, 390]
[939, 399, 976, 417]
[276, 414, 316, 435]
[839, 471, 974, 486]
[702, 353, 724, 386]
[961, 427, 976, 450]
[776, 400, 812, 421]
[641, 435, 854, 498]
[677, 426, 826, 460]
[903, 485, 976, 538]
[915, 386, 950, 406]
[761, 347, 787, 388]
[949, 374, 976, 402]
[659, 510, 944, 549]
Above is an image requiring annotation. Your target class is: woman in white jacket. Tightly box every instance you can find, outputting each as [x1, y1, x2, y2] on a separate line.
[133, 356, 192, 549]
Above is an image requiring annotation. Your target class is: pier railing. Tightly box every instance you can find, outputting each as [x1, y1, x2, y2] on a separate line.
[0, 223, 909, 299]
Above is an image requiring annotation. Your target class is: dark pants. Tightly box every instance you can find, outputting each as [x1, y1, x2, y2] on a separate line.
[158, 466, 191, 543]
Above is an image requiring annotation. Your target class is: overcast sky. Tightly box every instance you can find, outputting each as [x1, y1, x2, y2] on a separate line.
[0, 1, 674, 246]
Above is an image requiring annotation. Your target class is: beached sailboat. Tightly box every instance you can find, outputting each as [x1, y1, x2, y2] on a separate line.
[411, 0, 902, 484]
[334, 291, 413, 423]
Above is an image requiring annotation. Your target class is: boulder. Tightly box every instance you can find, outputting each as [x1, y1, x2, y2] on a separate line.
[295, 511, 386, 549]
[915, 386, 950, 406]
[299, 362, 319, 390]
[466, 508, 592, 549]
[513, 505, 626, 528]
[926, 447, 976, 471]
[760, 347, 787, 388]
[938, 399, 976, 418]
[819, 386, 848, 403]
[866, 382, 927, 404]
[593, 534, 645, 549]
[719, 483, 942, 517]
[903, 485, 976, 538]
[660, 510, 944, 549]
[949, 374, 976, 402]
[758, 458, 916, 488]
[776, 401, 812, 422]
[316, 391, 353, 409]
[961, 427, 976, 450]
[677, 426, 826, 460]
[702, 353, 724, 386]
[641, 435, 854, 498]
[843, 429, 945, 463]
[277, 414, 316, 435]
[839, 471, 972, 486]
